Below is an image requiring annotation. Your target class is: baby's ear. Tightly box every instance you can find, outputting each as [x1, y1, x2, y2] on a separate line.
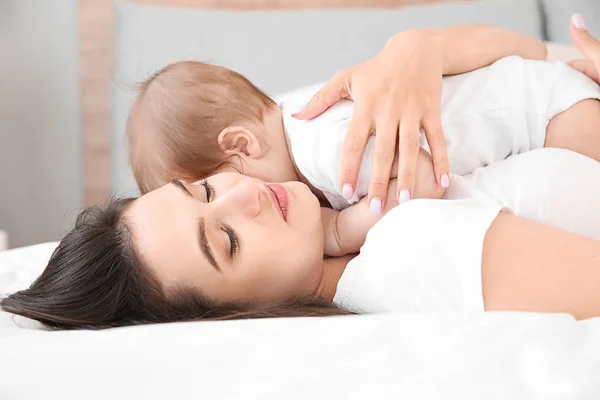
[217, 126, 263, 159]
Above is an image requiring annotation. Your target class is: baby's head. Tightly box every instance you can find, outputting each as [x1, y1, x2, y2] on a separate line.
[127, 61, 297, 194]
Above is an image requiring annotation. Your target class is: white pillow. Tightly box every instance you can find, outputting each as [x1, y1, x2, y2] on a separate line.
[0, 242, 58, 330]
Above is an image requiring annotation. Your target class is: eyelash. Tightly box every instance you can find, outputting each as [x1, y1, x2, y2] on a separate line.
[222, 225, 239, 258]
[201, 179, 214, 202]
[200, 180, 238, 258]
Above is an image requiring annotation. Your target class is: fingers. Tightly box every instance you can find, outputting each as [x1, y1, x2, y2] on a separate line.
[396, 118, 421, 204]
[568, 59, 600, 83]
[339, 113, 372, 201]
[422, 115, 450, 188]
[292, 71, 350, 120]
[367, 116, 398, 215]
[570, 14, 600, 66]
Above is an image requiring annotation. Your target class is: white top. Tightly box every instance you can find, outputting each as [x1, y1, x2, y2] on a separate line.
[333, 148, 600, 314]
[333, 198, 504, 314]
[279, 56, 600, 210]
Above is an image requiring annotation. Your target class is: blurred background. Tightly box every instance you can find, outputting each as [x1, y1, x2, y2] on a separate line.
[0, 0, 598, 249]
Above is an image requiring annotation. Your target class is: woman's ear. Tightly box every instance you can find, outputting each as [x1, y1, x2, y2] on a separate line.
[217, 126, 263, 159]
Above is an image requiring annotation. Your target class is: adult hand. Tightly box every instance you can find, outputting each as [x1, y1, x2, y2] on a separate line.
[293, 30, 450, 207]
[568, 14, 600, 84]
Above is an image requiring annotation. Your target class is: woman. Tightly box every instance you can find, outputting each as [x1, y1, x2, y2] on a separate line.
[3, 145, 600, 329]
[4, 18, 600, 329]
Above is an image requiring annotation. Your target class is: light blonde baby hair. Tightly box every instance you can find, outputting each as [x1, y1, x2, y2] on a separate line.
[127, 61, 277, 194]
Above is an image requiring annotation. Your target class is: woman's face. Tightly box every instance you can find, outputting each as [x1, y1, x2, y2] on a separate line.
[126, 173, 325, 305]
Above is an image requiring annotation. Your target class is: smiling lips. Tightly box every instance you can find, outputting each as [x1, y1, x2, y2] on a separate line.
[266, 184, 289, 221]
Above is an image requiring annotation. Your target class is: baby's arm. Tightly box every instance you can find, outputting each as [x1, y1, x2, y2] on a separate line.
[321, 181, 399, 257]
[323, 149, 443, 256]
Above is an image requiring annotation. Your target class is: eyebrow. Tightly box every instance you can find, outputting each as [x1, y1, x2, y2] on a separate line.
[170, 180, 221, 272]
[198, 218, 220, 271]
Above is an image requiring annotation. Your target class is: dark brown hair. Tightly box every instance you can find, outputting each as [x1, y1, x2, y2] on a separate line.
[0, 198, 347, 330]
[127, 61, 277, 194]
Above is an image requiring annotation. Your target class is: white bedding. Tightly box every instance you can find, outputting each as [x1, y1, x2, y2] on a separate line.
[2, 242, 600, 399]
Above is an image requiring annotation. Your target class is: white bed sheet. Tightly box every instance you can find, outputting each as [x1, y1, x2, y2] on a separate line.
[2, 242, 600, 399]
[0, 242, 56, 330]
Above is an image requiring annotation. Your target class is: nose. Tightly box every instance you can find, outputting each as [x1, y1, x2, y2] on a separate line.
[212, 177, 261, 218]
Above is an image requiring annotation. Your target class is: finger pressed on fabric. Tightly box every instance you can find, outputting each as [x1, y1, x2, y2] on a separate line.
[367, 115, 398, 208]
[422, 115, 449, 186]
[340, 113, 373, 199]
[292, 73, 347, 120]
[396, 119, 421, 202]
[568, 59, 600, 83]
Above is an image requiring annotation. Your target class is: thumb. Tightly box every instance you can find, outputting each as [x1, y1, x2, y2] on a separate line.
[568, 59, 600, 83]
[570, 14, 600, 68]
[292, 71, 350, 120]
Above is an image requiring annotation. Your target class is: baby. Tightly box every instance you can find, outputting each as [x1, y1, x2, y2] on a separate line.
[127, 56, 600, 257]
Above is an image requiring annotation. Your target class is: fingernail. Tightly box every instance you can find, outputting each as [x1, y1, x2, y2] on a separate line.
[369, 198, 382, 216]
[399, 189, 411, 204]
[342, 184, 354, 200]
[292, 103, 308, 116]
[572, 14, 586, 30]
[441, 173, 450, 188]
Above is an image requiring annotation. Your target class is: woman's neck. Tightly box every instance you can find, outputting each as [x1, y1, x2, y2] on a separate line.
[314, 254, 356, 303]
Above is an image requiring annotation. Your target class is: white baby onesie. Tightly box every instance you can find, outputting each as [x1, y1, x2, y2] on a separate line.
[279, 56, 600, 210]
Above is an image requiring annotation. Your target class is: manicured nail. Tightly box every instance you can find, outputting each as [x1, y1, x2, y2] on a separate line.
[399, 189, 411, 204]
[441, 173, 450, 188]
[572, 14, 586, 30]
[369, 198, 382, 216]
[342, 184, 354, 200]
[291, 104, 309, 118]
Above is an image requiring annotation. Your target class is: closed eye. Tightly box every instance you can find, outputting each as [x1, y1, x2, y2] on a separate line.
[201, 179, 214, 202]
[222, 224, 239, 258]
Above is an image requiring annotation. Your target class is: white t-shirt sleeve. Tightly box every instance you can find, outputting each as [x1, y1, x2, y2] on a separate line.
[454, 148, 600, 241]
[334, 199, 508, 314]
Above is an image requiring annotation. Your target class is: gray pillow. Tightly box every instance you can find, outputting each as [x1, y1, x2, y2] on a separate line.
[112, 0, 543, 195]
[542, 0, 600, 44]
